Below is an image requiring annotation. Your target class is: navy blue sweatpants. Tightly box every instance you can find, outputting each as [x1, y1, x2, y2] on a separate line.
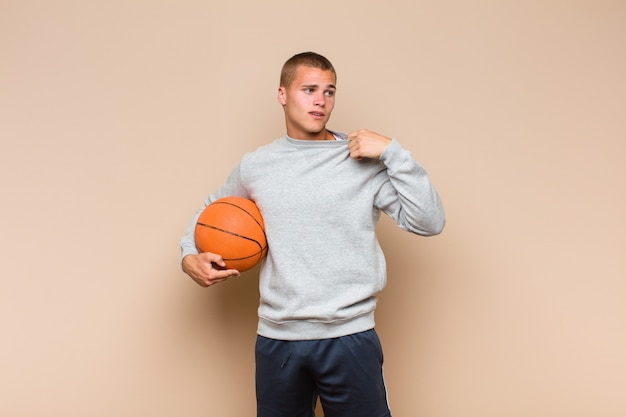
[255, 329, 392, 417]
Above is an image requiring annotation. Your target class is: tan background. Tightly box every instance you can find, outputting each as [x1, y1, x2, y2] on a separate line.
[1, 1, 625, 416]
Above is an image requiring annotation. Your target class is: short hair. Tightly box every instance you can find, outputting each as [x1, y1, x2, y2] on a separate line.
[280, 52, 336, 88]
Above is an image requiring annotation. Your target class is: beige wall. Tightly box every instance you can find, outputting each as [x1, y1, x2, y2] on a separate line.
[1, 1, 625, 416]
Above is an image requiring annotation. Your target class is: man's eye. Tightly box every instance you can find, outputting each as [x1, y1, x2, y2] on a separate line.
[304, 88, 314, 93]
[325, 90, 335, 97]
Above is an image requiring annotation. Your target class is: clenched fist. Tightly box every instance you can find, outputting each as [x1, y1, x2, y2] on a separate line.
[347, 129, 392, 160]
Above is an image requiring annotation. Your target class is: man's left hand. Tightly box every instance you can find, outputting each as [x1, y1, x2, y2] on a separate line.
[347, 129, 392, 160]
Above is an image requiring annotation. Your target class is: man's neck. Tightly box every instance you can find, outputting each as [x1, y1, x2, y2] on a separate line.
[288, 129, 334, 141]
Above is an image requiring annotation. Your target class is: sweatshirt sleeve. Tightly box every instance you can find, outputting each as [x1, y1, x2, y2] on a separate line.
[375, 139, 445, 236]
[179, 163, 247, 267]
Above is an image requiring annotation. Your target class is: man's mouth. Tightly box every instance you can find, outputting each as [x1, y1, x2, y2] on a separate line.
[310, 111, 325, 119]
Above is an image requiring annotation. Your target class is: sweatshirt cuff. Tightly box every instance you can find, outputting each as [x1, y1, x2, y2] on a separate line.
[379, 139, 412, 171]
[180, 245, 199, 269]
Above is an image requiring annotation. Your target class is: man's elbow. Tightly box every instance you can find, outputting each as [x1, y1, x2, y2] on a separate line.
[408, 209, 446, 236]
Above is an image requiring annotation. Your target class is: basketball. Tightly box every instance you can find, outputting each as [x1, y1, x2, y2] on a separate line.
[194, 196, 268, 272]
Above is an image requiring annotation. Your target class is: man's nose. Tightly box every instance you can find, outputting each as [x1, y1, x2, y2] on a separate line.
[313, 93, 325, 106]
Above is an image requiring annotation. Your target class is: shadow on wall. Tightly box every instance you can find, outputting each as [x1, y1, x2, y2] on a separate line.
[185, 266, 260, 335]
[212, 266, 261, 334]
[179, 264, 261, 352]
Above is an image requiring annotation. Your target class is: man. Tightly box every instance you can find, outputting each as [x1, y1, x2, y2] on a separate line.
[180, 52, 445, 417]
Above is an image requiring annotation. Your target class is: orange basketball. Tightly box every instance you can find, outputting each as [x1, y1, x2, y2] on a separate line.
[194, 196, 268, 272]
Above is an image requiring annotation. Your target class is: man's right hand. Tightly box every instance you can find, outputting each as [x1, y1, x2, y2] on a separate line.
[182, 253, 240, 287]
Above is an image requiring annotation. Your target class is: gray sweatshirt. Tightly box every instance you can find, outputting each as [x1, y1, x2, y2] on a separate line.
[180, 132, 445, 340]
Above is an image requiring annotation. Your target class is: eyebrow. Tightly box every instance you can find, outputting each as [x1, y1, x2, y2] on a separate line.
[301, 83, 336, 90]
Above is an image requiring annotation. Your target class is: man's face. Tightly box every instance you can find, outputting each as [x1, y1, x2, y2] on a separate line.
[278, 65, 336, 140]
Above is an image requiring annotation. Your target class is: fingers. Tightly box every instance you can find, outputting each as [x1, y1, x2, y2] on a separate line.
[200, 267, 240, 287]
[347, 129, 392, 160]
[183, 253, 240, 287]
[201, 253, 240, 286]
[347, 138, 363, 160]
[199, 265, 240, 287]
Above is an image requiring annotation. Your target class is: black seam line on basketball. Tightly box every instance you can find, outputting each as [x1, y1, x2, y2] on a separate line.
[196, 222, 265, 250]
[224, 246, 268, 262]
[223, 246, 269, 263]
[212, 201, 268, 241]
[223, 251, 265, 261]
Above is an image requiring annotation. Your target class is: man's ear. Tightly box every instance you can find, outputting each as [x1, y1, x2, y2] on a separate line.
[277, 87, 287, 106]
